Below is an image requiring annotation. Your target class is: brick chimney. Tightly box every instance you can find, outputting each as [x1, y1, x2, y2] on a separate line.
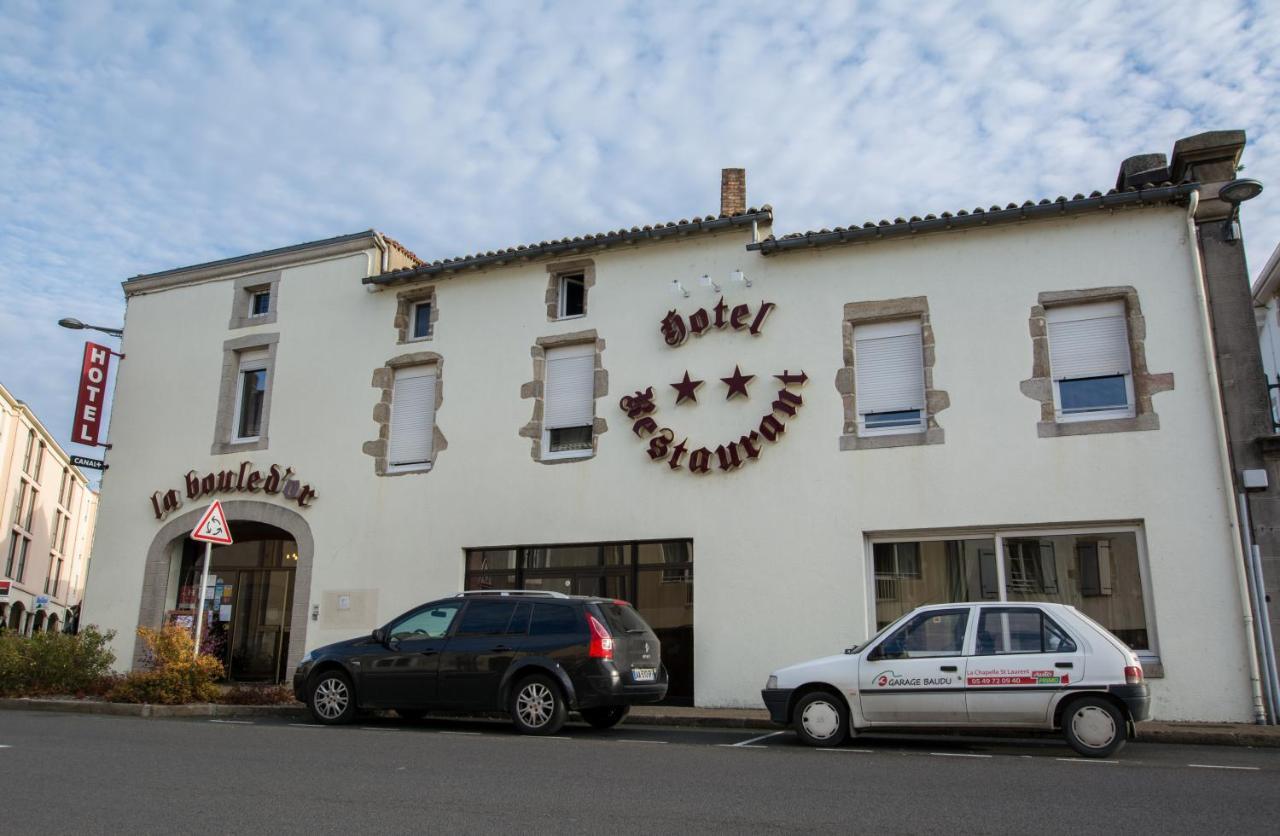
[721, 168, 746, 216]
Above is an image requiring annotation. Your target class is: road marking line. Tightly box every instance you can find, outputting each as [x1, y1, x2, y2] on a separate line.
[717, 744, 767, 749]
[359, 726, 400, 731]
[615, 739, 668, 744]
[1188, 764, 1260, 771]
[1055, 758, 1118, 764]
[208, 719, 254, 725]
[288, 723, 326, 729]
[0, 744, 10, 748]
[818, 748, 875, 754]
[732, 731, 787, 747]
[438, 731, 482, 736]
[930, 752, 992, 758]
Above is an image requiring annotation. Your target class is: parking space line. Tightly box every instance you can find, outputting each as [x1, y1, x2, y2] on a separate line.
[732, 731, 787, 748]
[615, 739, 668, 744]
[208, 719, 254, 725]
[819, 748, 875, 754]
[1055, 758, 1118, 764]
[1188, 764, 1260, 771]
[359, 726, 400, 732]
[930, 752, 992, 758]
[438, 730, 482, 736]
[288, 723, 326, 729]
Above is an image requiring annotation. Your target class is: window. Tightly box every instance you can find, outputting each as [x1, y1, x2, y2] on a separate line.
[529, 604, 581, 636]
[558, 274, 586, 318]
[387, 365, 437, 471]
[875, 608, 969, 659]
[870, 529, 1152, 654]
[389, 603, 460, 640]
[975, 607, 1077, 655]
[10, 482, 27, 531]
[411, 301, 433, 339]
[249, 290, 271, 317]
[22, 487, 36, 530]
[32, 442, 44, 482]
[21, 429, 34, 474]
[5, 534, 29, 581]
[853, 319, 925, 435]
[232, 349, 269, 441]
[57, 469, 69, 508]
[1047, 301, 1134, 421]
[542, 344, 595, 459]
[456, 600, 520, 636]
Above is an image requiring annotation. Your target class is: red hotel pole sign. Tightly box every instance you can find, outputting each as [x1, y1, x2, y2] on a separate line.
[72, 342, 113, 447]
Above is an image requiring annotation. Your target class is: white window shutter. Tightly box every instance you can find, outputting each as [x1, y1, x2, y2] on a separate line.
[1047, 301, 1131, 380]
[854, 319, 925, 415]
[388, 365, 436, 466]
[544, 344, 596, 429]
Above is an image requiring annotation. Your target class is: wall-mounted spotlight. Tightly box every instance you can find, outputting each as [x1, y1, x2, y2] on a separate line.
[671, 279, 690, 298]
[699, 274, 722, 293]
[731, 269, 751, 288]
[1218, 178, 1263, 243]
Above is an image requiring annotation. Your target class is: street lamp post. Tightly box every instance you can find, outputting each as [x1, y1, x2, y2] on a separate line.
[57, 318, 124, 338]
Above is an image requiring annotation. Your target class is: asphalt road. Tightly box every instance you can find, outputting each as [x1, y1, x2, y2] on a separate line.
[1, 711, 1277, 834]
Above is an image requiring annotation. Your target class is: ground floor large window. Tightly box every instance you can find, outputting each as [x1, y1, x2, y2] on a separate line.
[869, 526, 1153, 658]
[465, 540, 693, 704]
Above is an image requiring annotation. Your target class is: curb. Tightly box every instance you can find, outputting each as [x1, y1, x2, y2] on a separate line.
[3, 699, 1277, 747]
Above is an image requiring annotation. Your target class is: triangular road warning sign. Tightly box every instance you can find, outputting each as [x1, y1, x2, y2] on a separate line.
[191, 500, 233, 545]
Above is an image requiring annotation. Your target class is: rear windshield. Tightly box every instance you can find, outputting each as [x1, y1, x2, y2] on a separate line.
[594, 601, 650, 635]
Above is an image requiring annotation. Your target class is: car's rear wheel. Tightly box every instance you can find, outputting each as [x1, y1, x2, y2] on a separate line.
[580, 705, 630, 730]
[1062, 696, 1127, 758]
[510, 674, 567, 735]
[308, 670, 356, 725]
[394, 708, 427, 722]
[793, 690, 848, 747]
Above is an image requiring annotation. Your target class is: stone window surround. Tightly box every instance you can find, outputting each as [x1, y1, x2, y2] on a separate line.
[1020, 286, 1174, 438]
[363, 351, 447, 476]
[211, 333, 279, 456]
[545, 258, 596, 321]
[836, 296, 949, 451]
[394, 284, 439, 344]
[228, 270, 281, 329]
[519, 330, 608, 463]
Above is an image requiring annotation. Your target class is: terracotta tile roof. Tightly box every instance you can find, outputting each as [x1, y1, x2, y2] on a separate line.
[382, 235, 422, 266]
[365, 207, 773, 286]
[748, 183, 1196, 254]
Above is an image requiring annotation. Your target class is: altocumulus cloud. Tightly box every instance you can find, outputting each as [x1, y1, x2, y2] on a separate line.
[2, 0, 1278, 457]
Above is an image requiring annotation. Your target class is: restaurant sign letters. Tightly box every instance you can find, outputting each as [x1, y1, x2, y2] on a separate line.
[149, 462, 317, 521]
[620, 298, 806, 475]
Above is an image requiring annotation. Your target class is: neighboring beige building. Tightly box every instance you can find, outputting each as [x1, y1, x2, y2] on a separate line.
[0, 382, 99, 633]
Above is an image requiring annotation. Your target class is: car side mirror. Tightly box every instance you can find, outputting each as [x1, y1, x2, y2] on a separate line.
[372, 627, 387, 645]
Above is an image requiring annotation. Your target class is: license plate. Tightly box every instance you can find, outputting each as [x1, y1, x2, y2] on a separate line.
[632, 668, 656, 682]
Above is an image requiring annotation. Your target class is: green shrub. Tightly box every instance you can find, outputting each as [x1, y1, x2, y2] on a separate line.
[107, 626, 224, 705]
[0, 626, 117, 697]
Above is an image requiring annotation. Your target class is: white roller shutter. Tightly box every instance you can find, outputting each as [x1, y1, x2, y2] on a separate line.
[388, 365, 436, 466]
[1047, 301, 1131, 380]
[544, 344, 595, 429]
[854, 319, 925, 416]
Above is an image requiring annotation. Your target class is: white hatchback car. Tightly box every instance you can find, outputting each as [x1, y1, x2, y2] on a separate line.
[762, 602, 1149, 757]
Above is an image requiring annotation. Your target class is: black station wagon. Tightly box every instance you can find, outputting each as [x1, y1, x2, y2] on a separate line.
[292, 590, 669, 734]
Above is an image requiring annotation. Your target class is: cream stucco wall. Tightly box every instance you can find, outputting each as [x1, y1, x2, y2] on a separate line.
[86, 208, 1255, 720]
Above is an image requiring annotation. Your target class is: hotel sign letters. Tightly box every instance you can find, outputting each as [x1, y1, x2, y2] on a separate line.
[149, 462, 316, 520]
[72, 341, 114, 447]
[621, 298, 806, 475]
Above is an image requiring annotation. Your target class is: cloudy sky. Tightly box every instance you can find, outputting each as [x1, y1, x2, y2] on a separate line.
[2, 0, 1278, 463]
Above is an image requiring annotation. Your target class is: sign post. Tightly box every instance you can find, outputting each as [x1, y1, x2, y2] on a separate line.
[189, 501, 233, 657]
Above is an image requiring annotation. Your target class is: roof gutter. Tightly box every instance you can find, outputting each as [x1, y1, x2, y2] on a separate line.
[747, 184, 1199, 255]
[364, 210, 773, 287]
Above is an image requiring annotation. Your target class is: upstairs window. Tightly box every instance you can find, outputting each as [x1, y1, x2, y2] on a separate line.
[412, 301, 433, 340]
[853, 319, 926, 435]
[1047, 301, 1134, 422]
[249, 289, 271, 317]
[387, 365, 437, 471]
[233, 349, 269, 442]
[558, 273, 586, 318]
[542, 344, 595, 458]
[21, 429, 34, 475]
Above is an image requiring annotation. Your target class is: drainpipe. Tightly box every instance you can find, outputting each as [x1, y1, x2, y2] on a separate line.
[1238, 495, 1280, 721]
[1185, 189, 1270, 723]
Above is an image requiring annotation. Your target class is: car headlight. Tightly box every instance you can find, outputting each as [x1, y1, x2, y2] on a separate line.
[766, 675, 778, 690]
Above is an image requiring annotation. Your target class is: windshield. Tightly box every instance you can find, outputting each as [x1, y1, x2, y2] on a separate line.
[846, 612, 911, 654]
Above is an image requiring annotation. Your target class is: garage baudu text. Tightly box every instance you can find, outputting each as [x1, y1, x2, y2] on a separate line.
[148, 463, 316, 520]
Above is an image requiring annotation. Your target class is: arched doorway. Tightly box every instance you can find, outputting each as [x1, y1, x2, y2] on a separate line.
[47, 613, 60, 634]
[33, 611, 46, 633]
[137, 500, 313, 682]
[9, 602, 26, 634]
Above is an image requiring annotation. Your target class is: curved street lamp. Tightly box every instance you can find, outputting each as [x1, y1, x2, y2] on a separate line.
[57, 318, 123, 338]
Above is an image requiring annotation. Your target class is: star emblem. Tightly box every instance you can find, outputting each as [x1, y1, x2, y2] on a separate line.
[670, 371, 704, 405]
[720, 365, 754, 400]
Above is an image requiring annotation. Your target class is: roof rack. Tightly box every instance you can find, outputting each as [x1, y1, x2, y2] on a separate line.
[454, 590, 570, 599]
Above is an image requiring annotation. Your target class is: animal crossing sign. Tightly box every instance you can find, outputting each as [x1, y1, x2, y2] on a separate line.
[620, 297, 806, 475]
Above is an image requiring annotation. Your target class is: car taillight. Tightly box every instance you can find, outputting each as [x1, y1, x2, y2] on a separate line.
[587, 613, 614, 660]
[1124, 665, 1143, 685]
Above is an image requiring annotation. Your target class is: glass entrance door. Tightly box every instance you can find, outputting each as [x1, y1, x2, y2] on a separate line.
[227, 568, 294, 681]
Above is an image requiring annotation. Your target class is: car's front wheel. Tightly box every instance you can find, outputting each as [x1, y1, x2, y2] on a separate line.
[510, 674, 567, 735]
[308, 669, 357, 725]
[580, 705, 630, 730]
[1062, 696, 1127, 758]
[793, 690, 848, 747]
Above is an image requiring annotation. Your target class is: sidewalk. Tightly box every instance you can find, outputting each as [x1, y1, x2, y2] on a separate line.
[4, 697, 1279, 747]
